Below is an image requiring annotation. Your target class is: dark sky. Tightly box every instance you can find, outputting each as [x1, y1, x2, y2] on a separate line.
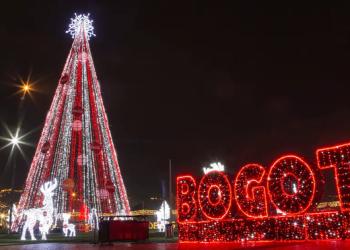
[1, 1, 350, 205]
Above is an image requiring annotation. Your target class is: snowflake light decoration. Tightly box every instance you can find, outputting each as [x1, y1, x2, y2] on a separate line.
[66, 13, 95, 39]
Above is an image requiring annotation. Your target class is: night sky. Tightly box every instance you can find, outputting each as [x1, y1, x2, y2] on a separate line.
[1, 1, 350, 205]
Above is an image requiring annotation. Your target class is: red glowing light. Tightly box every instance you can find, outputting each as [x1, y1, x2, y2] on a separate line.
[267, 155, 316, 215]
[234, 163, 268, 218]
[198, 171, 232, 220]
[177, 142, 350, 242]
[176, 175, 197, 222]
[316, 142, 350, 211]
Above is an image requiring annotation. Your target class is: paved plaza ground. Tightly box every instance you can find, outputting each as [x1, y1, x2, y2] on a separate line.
[2, 240, 350, 250]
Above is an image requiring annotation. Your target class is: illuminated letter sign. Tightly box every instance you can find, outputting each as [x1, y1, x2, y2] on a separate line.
[234, 164, 268, 218]
[177, 142, 350, 242]
[198, 171, 232, 220]
[267, 155, 316, 215]
[176, 175, 197, 222]
[317, 143, 350, 211]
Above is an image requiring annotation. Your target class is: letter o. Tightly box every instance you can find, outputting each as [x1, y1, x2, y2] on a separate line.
[198, 171, 232, 220]
[267, 155, 316, 215]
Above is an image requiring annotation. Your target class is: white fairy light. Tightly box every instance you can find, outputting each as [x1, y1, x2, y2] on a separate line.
[292, 183, 297, 194]
[203, 162, 225, 174]
[20, 179, 57, 240]
[66, 13, 95, 39]
[276, 208, 286, 216]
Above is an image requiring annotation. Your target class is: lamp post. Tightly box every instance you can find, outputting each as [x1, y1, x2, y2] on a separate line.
[8, 135, 19, 233]
[3, 76, 34, 233]
[0, 129, 29, 233]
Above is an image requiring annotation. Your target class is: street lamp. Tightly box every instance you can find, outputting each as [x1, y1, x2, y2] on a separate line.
[8, 134, 20, 233]
[0, 127, 29, 233]
[10, 136, 19, 146]
[13, 76, 37, 101]
[21, 82, 32, 95]
[19, 82, 32, 101]
[22, 83, 31, 93]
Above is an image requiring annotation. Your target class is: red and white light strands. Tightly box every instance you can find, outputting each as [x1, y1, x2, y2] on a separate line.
[14, 14, 130, 231]
[177, 142, 350, 242]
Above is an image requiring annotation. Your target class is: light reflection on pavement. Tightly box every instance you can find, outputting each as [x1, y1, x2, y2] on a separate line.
[2, 240, 350, 250]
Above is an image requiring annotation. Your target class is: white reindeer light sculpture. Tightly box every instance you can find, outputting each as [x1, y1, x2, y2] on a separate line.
[20, 179, 57, 240]
[62, 213, 76, 237]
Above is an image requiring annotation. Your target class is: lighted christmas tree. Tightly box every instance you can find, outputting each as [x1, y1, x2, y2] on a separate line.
[14, 14, 130, 228]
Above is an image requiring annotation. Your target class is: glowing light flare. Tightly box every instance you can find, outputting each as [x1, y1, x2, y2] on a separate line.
[0, 125, 34, 166]
[0, 127, 22, 149]
[10, 136, 19, 146]
[66, 13, 95, 39]
[10, 73, 41, 101]
[21, 83, 31, 93]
